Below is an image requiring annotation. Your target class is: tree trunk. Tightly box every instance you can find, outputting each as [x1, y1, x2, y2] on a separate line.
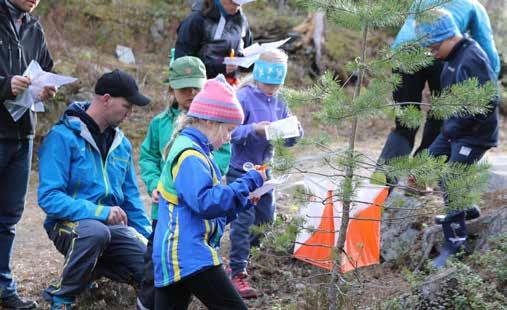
[327, 11, 370, 310]
[312, 11, 325, 74]
[277, 0, 286, 14]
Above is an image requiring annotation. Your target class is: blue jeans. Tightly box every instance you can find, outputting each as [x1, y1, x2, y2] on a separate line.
[0, 138, 33, 298]
[227, 167, 275, 276]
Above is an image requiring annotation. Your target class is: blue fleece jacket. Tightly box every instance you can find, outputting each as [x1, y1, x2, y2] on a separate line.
[230, 84, 302, 170]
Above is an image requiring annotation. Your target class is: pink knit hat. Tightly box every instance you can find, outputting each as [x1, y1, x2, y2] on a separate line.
[188, 75, 244, 125]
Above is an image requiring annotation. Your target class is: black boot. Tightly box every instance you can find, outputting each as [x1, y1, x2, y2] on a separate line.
[1, 294, 37, 309]
[434, 205, 480, 225]
[433, 211, 467, 268]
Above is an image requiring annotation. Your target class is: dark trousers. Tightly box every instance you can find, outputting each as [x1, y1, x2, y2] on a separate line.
[44, 219, 146, 301]
[227, 167, 275, 276]
[154, 265, 247, 310]
[0, 138, 32, 298]
[378, 62, 443, 168]
[429, 134, 489, 209]
[138, 220, 158, 309]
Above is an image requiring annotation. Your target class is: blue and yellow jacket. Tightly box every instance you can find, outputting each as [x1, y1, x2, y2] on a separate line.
[37, 102, 152, 238]
[153, 127, 263, 287]
[139, 103, 231, 220]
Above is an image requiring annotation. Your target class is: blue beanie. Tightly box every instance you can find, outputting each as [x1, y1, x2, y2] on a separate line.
[416, 10, 460, 47]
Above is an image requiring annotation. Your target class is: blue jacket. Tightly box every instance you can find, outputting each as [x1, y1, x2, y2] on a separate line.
[153, 127, 263, 287]
[393, 0, 500, 76]
[38, 102, 152, 238]
[440, 38, 499, 147]
[230, 84, 302, 170]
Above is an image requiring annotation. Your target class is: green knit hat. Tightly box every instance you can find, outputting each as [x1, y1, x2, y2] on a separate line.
[169, 56, 206, 89]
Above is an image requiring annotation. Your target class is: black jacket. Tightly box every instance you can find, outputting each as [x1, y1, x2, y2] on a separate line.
[440, 38, 499, 147]
[174, 0, 252, 79]
[0, 0, 53, 139]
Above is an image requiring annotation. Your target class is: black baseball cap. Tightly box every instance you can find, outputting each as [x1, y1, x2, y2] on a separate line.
[95, 69, 151, 106]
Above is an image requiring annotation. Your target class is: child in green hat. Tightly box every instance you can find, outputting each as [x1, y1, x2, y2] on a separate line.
[137, 56, 231, 309]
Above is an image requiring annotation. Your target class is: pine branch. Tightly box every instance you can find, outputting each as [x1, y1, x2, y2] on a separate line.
[430, 78, 497, 119]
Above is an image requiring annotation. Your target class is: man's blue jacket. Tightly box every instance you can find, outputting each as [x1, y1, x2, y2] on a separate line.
[38, 102, 151, 238]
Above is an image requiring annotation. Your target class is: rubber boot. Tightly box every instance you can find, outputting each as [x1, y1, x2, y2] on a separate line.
[433, 211, 467, 268]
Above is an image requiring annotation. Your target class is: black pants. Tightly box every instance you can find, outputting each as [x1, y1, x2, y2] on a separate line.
[378, 61, 444, 166]
[154, 265, 247, 310]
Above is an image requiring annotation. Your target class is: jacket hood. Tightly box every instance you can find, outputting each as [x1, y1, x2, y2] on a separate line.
[60, 101, 91, 132]
[191, 0, 205, 12]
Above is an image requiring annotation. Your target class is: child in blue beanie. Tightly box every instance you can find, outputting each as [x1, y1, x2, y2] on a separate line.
[416, 9, 499, 268]
[227, 48, 303, 298]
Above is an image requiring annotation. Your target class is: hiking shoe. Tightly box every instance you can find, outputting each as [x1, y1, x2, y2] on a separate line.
[231, 272, 258, 299]
[0, 294, 37, 309]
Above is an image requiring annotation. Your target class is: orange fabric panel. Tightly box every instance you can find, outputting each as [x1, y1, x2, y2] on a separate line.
[293, 190, 335, 270]
[293, 187, 388, 272]
[341, 188, 388, 273]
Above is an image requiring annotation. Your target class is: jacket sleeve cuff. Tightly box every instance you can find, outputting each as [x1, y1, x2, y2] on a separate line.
[249, 123, 258, 138]
[148, 179, 159, 194]
[96, 205, 111, 222]
[245, 170, 264, 191]
[0, 75, 16, 101]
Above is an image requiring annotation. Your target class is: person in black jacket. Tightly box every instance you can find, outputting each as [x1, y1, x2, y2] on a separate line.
[0, 0, 55, 309]
[416, 9, 499, 268]
[174, 0, 253, 84]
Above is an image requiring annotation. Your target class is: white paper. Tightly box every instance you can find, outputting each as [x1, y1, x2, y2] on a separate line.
[223, 38, 291, 68]
[243, 38, 291, 57]
[257, 38, 291, 52]
[251, 175, 288, 197]
[265, 116, 300, 140]
[4, 61, 77, 121]
[223, 54, 260, 68]
[242, 43, 263, 57]
[232, 0, 256, 4]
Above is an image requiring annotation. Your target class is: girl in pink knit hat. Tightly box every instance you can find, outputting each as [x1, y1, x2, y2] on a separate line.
[152, 75, 266, 310]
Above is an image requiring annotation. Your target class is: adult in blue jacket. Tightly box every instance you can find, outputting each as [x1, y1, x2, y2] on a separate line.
[378, 0, 499, 186]
[38, 70, 152, 310]
[416, 10, 498, 268]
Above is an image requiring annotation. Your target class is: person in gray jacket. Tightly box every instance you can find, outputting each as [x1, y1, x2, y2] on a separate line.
[0, 0, 55, 308]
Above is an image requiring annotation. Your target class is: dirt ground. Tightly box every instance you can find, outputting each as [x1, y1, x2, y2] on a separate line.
[8, 113, 507, 309]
